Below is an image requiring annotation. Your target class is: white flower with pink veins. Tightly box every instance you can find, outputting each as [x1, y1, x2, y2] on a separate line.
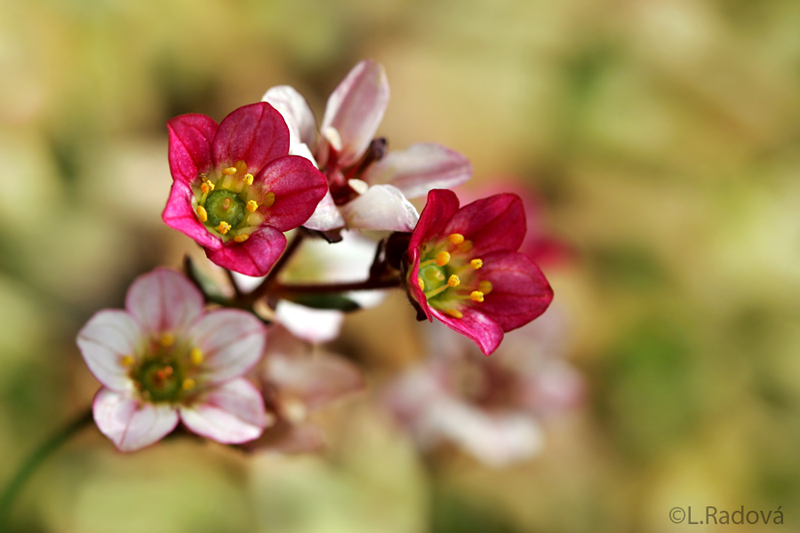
[77, 268, 271, 452]
[263, 59, 473, 232]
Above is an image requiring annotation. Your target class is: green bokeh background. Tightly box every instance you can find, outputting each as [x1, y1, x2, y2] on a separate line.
[2, 0, 800, 531]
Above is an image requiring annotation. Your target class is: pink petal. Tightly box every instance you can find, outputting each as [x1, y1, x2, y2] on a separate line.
[321, 60, 389, 167]
[363, 143, 473, 199]
[266, 350, 364, 411]
[125, 268, 205, 338]
[205, 226, 287, 277]
[93, 389, 179, 452]
[275, 300, 344, 344]
[212, 102, 290, 173]
[261, 85, 318, 149]
[445, 193, 527, 256]
[432, 307, 504, 355]
[339, 184, 418, 231]
[303, 190, 346, 231]
[186, 308, 267, 383]
[162, 180, 222, 250]
[256, 155, 328, 232]
[167, 114, 218, 185]
[77, 310, 142, 391]
[477, 251, 554, 332]
[179, 378, 269, 444]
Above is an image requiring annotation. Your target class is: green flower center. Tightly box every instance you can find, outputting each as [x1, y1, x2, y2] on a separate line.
[126, 334, 205, 405]
[204, 190, 246, 228]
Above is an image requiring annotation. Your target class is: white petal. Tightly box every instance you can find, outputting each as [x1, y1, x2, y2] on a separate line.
[262, 85, 318, 150]
[186, 309, 267, 384]
[321, 60, 389, 167]
[93, 389, 179, 452]
[77, 310, 142, 391]
[125, 268, 204, 338]
[275, 300, 344, 344]
[339, 184, 419, 232]
[302, 190, 346, 231]
[180, 379, 269, 444]
[363, 143, 473, 199]
[289, 141, 319, 167]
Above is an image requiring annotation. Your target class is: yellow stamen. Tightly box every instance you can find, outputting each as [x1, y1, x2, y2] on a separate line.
[233, 233, 249, 243]
[235, 160, 247, 173]
[218, 221, 231, 234]
[190, 347, 204, 365]
[246, 200, 259, 213]
[201, 180, 215, 194]
[448, 274, 461, 287]
[470, 258, 483, 270]
[243, 173, 254, 185]
[196, 205, 208, 222]
[121, 355, 135, 367]
[470, 290, 485, 302]
[263, 191, 276, 208]
[182, 378, 196, 390]
[221, 166, 238, 175]
[478, 280, 493, 294]
[448, 233, 465, 245]
[435, 251, 451, 267]
[417, 277, 425, 290]
[444, 309, 463, 319]
[458, 240, 474, 253]
[160, 333, 174, 347]
[424, 285, 450, 299]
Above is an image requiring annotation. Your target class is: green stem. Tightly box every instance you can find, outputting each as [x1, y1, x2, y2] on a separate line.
[0, 408, 93, 522]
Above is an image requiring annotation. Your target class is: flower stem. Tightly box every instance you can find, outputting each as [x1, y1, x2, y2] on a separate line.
[245, 230, 307, 304]
[271, 277, 402, 295]
[0, 408, 93, 522]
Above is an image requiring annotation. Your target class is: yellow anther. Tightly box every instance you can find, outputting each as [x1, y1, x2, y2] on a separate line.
[263, 191, 276, 208]
[190, 347, 204, 365]
[160, 333, 174, 347]
[448, 274, 461, 287]
[246, 200, 259, 213]
[233, 233, 250, 243]
[121, 355, 135, 367]
[448, 233, 465, 245]
[417, 277, 425, 290]
[222, 166, 238, 175]
[470, 290, 485, 302]
[435, 251, 451, 267]
[243, 173, 254, 185]
[444, 309, 463, 319]
[471, 258, 483, 270]
[196, 205, 208, 222]
[478, 280, 493, 294]
[182, 378, 196, 390]
[218, 221, 231, 234]
[200, 180, 215, 194]
[458, 240, 474, 253]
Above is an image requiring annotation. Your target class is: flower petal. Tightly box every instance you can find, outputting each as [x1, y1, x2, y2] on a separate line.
[125, 268, 205, 338]
[256, 155, 328, 232]
[179, 379, 269, 444]
[167, 114, 218, 185]
[363, 143, 473, 199]
[93, 389, 179, 452]
[205, 226, 287, 277]
[77, 310, 142, 391]
[302, 190, 346, 231]
[186, 308, 267, 383]
[477, 251, 554, 332]
[321, 60, 389, 167]
[162, 180, 222, 250]
[432, 307, 504, 355]
[275, 300, 344, 344]
[339, 184, 418, 232]
[444, 193, 526, 256]
[261, 85, 318, 150]
[212, 102, 290, 173]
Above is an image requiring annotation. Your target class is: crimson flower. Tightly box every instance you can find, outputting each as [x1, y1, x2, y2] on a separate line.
[406, 189, 554, 355]
[163, 102, 328, 276]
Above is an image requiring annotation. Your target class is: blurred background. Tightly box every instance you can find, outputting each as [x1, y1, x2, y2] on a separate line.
[2, 0, 800, 531]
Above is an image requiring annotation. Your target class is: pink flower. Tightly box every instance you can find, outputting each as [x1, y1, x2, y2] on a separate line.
[405, 189, 554, 355]
[262, 60, 472, 232]
[163, 102, 328, 276]
[77, 268, 270, 452]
